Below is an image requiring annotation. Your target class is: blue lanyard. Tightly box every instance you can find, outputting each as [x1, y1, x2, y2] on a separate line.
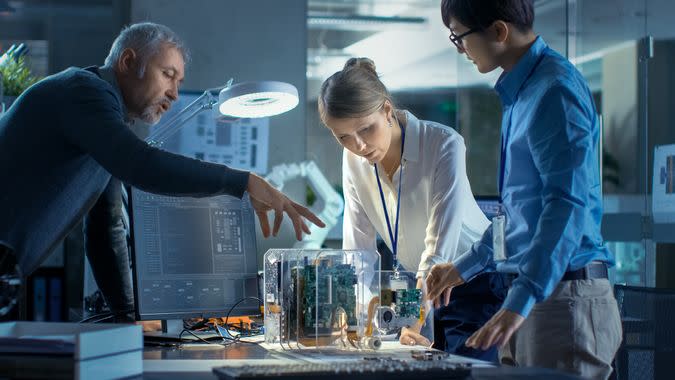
[374, 121, 405, 270]
[498, 48, 549, 201]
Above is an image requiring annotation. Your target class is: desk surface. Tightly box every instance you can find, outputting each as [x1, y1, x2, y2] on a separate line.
[144, 342, 270, 361]
[142, 341, 583, 379]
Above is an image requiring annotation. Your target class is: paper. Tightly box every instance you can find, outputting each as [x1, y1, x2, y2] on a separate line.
[492, 215, 506, 261]
[152, 92, 270, 174]
[652, 144, 675, 223]
[0, 335, 75, 355]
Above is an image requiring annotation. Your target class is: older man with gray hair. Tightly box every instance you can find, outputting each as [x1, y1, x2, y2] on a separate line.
[0, 22, 323, 319]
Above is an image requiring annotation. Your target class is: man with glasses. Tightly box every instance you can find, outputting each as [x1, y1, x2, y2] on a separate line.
[425, 0, 621, 378]
[448, 27, 482, 49]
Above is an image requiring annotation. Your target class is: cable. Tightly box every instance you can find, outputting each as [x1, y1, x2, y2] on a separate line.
[178, 328, 237, 347]
[175, 297, 262, 347]
[223, 296, 262, 342]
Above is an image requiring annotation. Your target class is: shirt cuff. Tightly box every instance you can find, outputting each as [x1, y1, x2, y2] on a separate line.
[501, 281, 537, 318]
[453, 248, 486, 283]
[416, 257, 438, 279]
[416, 270, 428, 279]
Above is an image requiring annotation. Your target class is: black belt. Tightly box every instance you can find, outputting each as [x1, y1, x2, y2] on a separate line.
[560, 261, 608, 281]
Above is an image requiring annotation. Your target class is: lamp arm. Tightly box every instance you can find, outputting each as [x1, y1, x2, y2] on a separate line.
[145, 79, 234, 147]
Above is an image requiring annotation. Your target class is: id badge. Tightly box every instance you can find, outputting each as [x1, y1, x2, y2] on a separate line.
[390, 276, 408, 291]
[492, 211, 507, 262]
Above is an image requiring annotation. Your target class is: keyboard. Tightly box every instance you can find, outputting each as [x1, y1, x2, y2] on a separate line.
[213, 358, 472, 380]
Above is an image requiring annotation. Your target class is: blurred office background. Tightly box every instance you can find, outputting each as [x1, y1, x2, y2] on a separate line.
[2, 0, 675, 317]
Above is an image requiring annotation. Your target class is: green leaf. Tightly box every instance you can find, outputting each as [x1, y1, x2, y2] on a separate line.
[1, 56, 41, 96]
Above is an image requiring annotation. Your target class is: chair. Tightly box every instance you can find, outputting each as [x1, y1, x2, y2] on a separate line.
[0, 243, 21, 321]
[613, 285, 675, 380]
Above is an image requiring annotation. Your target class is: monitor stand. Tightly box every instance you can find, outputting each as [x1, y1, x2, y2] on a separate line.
[143, 319, 221, 343]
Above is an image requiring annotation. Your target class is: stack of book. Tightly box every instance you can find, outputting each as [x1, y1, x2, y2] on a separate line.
[0, 322, 142, 379]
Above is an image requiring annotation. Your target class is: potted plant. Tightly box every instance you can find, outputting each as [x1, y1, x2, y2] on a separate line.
[0, 56, 41, 109]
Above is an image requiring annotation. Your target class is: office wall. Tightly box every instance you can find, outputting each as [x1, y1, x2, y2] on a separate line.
[0, 1, 130, 73]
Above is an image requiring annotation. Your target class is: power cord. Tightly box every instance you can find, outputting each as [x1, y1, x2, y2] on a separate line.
[178, 328, 238, 347]
[178, 296, 263, 346]
[223, 296, 262, 343]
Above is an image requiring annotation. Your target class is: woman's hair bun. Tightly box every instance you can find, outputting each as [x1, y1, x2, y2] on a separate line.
[343, 57, 377, 76]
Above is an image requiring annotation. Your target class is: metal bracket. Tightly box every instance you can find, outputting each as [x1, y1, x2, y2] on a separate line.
[639, 35, 654, 62]
[641, 215, 653, 240]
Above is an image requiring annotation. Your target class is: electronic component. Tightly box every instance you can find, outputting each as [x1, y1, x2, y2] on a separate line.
[394, 288, 423, 319]
[411, 349, 449, 361]
[376, 271, 433, 341]
[375, 289, 423, 332]
[264, 249, 380, 350]
[292, 262, 357, 333]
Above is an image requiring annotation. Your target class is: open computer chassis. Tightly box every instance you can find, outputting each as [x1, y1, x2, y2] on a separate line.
[263, 249, 431, 351]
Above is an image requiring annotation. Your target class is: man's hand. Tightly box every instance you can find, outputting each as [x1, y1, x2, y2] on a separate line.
[246, 173, 325, 240]
[465, 309, 525, 350]
[425, 263, 464, 308]
[399, 323, 431, 347]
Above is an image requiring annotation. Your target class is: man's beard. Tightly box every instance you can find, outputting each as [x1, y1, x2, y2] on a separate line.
[138, 97, 171, 126]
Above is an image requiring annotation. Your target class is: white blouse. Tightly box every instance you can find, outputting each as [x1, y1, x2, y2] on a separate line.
[342, 111, 490, 277]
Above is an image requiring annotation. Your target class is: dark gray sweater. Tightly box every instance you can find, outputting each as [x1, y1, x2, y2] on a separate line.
[0, 66, 250, 274]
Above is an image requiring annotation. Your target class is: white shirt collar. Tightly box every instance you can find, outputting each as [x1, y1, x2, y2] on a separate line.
[401, 110, 421, 163]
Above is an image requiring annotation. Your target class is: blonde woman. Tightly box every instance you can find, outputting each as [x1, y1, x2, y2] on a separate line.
[318, 58, 507, 361]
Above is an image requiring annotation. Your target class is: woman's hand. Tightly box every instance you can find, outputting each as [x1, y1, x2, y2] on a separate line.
[399, 322, 431, 347]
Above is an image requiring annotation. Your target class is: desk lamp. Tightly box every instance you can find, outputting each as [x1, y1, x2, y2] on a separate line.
[146, 79, 299, 146]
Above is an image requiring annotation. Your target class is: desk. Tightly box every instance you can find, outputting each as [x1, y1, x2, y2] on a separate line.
[142, 342, 583, 379]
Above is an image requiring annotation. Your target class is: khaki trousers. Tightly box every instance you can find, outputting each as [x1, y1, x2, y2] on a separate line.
[499, 279, 622, 380]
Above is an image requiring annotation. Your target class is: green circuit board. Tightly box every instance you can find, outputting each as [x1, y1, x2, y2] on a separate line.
[288, 262, 358, 337]
[394, 288, 422, 319]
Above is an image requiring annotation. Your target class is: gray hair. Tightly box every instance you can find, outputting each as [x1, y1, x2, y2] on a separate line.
[103, 22, 190, 77]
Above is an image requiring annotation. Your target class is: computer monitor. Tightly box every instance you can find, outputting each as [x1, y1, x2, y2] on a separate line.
[129, 189, 259, 323]
[474, 195, 502, 220]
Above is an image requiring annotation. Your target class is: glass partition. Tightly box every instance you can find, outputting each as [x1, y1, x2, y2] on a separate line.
[306, 0, 675, 288]
[568, 0, 675, 286]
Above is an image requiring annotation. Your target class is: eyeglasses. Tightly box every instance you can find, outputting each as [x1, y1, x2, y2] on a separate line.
[448, 28, 481, 50]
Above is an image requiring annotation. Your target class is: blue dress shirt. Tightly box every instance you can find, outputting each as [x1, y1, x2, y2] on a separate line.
[452, 37, 614, 318]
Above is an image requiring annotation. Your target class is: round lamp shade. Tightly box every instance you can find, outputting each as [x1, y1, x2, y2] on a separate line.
[218, 81, 299, 118]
